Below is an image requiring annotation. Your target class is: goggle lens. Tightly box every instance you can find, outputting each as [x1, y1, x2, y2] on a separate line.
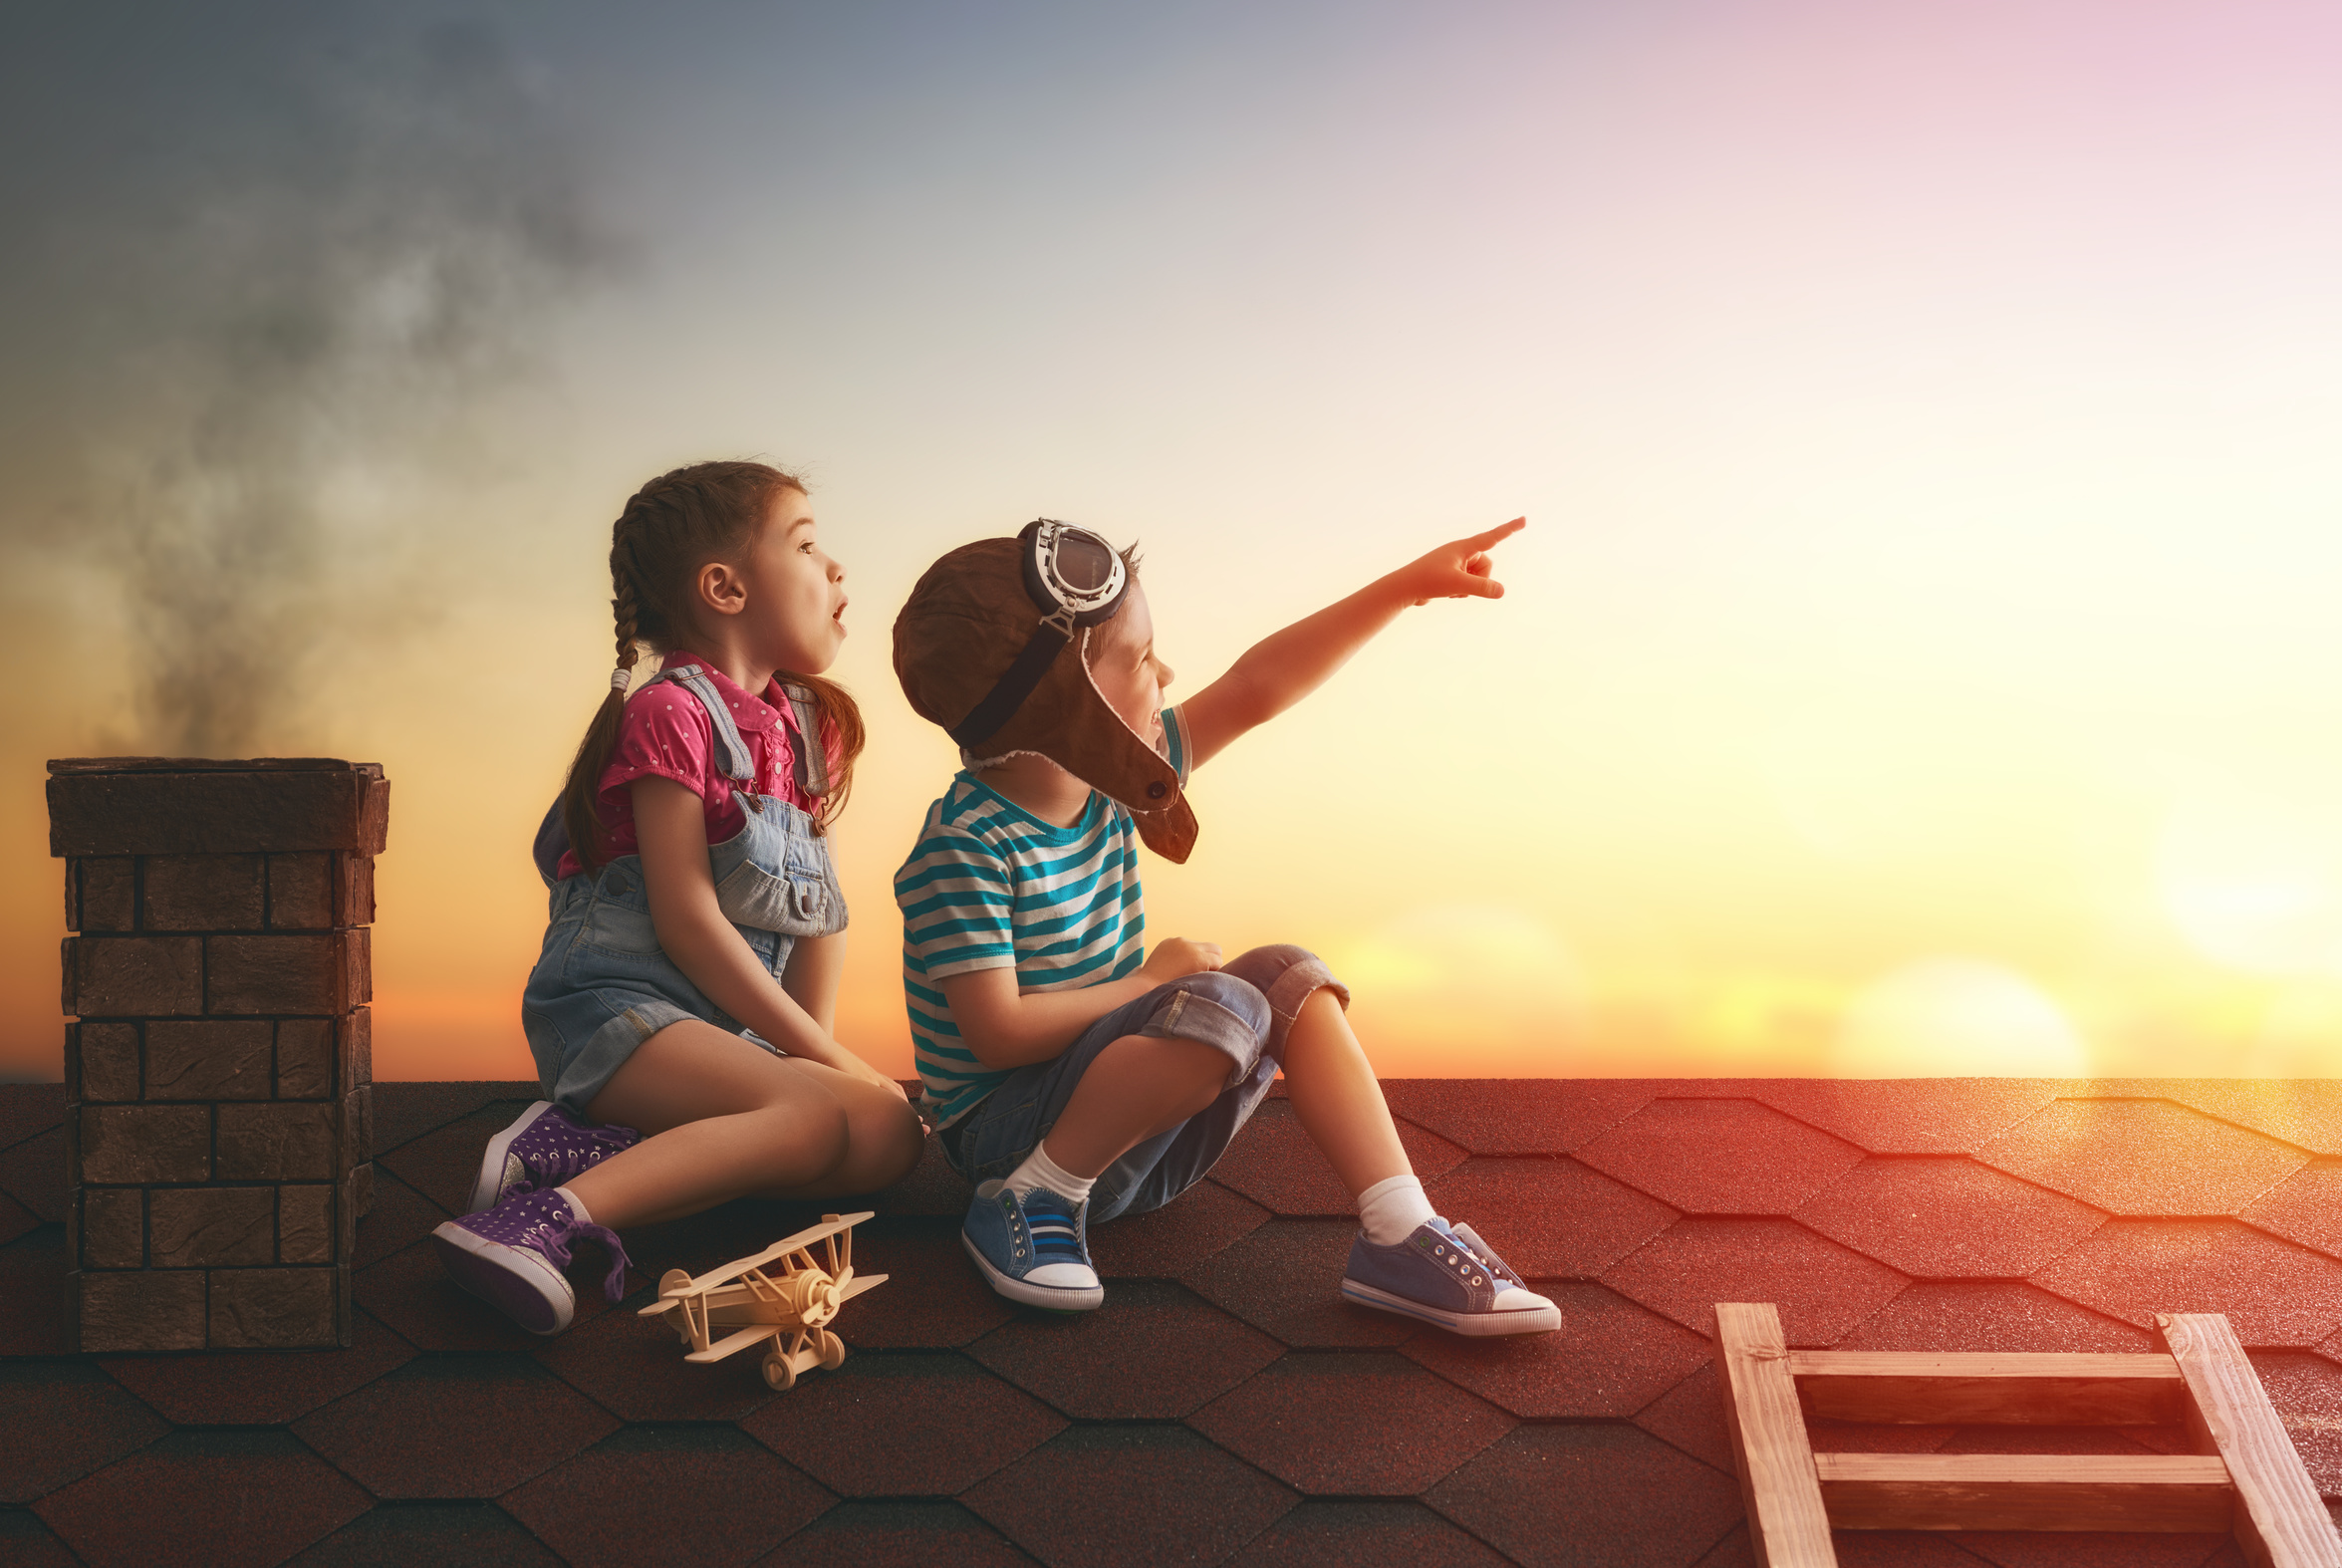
[1053, 532, 1115, 593]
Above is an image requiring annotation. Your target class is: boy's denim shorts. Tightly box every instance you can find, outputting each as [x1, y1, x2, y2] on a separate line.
[938, 944, 1349, 1223]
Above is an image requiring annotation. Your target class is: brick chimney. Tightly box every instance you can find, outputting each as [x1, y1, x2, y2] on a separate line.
[48, 758, 388, 1352]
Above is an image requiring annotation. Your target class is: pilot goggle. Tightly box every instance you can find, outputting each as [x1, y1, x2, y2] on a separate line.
[948, 519, 1131, 749]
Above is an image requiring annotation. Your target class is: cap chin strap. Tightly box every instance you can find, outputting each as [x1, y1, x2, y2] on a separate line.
[948, 608, 1079, 748]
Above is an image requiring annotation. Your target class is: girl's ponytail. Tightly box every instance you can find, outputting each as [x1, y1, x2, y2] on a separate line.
[559, 529, 646, 875]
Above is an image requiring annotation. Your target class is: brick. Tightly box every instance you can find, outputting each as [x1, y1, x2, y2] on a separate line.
[142, 855, 265, 930]
[47, 763, 389, 856]
[341, 853, 376, 926]
[349, 1163, 375, 1221]
[79, 1270, 206, 1352]
[150, 1187, 275, 1267]
[210, 1267, 339, 1349]
[346, 1008, 373, 1085]
[282, 1184, 334, 1263]
[79, 1105, 210, 1183]
[145, 1021, 272, 1101]
[277, 1018, 335, 1099]
[75, 1023, 140, 1103]
[205, 932, 359, 1014]
[342, 1085, 373, 1170]
[74, 858, 135, 931]
[267, 853, 335, 928]
[218, 1102, 336, 1180]
[64, 936, 202, 1017]
[80, 1189, 143, 1269]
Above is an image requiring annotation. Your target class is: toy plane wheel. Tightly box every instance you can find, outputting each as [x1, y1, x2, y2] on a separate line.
[817, 1329, 846, 1371]
[761, 1345, 797, 1392]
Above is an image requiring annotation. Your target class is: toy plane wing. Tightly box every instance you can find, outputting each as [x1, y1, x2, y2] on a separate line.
[651, 1210, 876, 1300]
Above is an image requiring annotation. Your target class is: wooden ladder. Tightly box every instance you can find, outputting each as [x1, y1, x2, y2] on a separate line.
[1716, 1303, 2342, 1567]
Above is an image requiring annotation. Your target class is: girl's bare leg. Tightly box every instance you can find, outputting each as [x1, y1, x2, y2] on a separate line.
[563, 1019, 924, 1228]
[1280, 987, 1411, 1197]
[1041, 1035, 1230, 1178]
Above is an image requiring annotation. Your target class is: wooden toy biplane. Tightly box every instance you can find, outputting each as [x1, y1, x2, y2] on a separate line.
[638, 1211, 887, 1391]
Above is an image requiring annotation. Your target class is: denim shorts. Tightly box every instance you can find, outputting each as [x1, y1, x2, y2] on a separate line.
[938, 944, 1349, 1223]
[520, 845, 835, 1113]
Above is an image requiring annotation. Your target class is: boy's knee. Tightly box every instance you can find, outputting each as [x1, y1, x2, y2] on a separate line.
[1214, 945, 1347, 1051]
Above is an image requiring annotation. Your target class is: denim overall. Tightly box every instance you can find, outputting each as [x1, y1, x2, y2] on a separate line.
[520, 664, 848, 1111]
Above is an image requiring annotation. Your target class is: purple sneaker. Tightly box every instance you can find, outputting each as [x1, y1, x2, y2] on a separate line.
[467, 1101, 641, 1213]
[430, 1187, 632, 1335]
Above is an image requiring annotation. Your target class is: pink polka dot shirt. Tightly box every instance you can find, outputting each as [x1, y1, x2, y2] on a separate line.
[555, 653, 841, 880]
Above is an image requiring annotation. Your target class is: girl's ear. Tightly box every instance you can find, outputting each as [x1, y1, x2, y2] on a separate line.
[697, 559, 748, 619]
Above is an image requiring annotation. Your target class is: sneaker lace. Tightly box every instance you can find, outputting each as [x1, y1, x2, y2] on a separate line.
[520, 1208, 635, 1303]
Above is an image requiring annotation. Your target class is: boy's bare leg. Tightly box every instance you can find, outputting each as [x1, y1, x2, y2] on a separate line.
[1042, 1034, 1230, 1177]
[1281, 987, 1411, 1197]
[565, 1019, 924, 1228]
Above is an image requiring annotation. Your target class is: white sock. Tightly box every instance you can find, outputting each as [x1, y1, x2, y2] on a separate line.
[556, 1184, 593, 1224]
[1357, 1174, 1435, 1245]
[1004, 1143, 1096, 1207]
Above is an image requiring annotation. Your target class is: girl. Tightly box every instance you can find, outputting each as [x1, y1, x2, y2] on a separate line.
[433, 460, 925, 1334]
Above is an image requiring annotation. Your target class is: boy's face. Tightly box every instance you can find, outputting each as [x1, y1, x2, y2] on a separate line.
[1086, 582, 1174, 746]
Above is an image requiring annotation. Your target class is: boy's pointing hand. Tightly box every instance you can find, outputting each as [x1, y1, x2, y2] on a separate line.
[1401, 517, 1524, 607]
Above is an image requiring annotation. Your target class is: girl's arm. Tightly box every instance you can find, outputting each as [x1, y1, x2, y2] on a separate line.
[1179, 518, 1522, 770]
[633, 777, 907, 1100]
[938, 936, 1223, 1070]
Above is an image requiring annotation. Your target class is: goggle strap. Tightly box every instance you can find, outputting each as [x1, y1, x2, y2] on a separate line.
[947, 619, 1076, 749]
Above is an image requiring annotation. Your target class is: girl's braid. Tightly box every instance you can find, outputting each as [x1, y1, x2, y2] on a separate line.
[610, 519, 645, 676]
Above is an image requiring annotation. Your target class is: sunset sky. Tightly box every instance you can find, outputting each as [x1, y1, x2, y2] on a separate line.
[6, 0, 2342, 1084]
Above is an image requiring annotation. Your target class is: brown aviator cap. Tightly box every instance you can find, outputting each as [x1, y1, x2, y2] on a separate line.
[893, 537, 1197, 862]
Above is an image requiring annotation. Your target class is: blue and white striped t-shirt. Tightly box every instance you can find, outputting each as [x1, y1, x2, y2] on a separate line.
[896, 707, 1190, 1129]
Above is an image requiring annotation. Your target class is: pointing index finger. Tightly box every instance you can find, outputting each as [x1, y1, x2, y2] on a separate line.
[1464, 517, 1526, 553]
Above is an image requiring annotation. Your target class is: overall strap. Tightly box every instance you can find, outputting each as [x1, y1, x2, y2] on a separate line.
[651, 664, 757, 786]
[777, 682, 831, 799]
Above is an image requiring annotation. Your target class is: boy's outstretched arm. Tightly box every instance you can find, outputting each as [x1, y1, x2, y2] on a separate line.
[1179, 517, 1523, 769]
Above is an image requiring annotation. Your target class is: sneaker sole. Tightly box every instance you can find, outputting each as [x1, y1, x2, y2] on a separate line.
[468, 1101, 556, 1214]
[432, 1221, 575, 1335]
[961, 1231, 1104, 1312]
[1340, 1277, 1561, 1337]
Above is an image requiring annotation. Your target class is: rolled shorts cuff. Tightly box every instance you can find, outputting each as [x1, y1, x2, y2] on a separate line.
[1255, 954, 1347, 1053]
[547, 997, 693, 1114]
[1137, 985, 1268, 1091]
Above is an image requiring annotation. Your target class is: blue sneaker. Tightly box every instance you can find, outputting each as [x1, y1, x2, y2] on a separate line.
[1341, 1217, 1560, 1336]
[962, 1179, 1104, 1311]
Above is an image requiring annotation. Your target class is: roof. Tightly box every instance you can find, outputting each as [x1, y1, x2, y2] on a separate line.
[7, 1076, 2342, 1565]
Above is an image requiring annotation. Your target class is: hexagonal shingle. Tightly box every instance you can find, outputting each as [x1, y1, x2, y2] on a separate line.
[98, 1309, 415, 1426]
[1602, 1217, 1909, 1346]
[744, 1352, 1066, 1496]
[1401, 1282, 1711, 1419]
[291, 1355, 620, 1499]
[1741, 1079, 2064, 1156]
[1426, 1158, 1678, 1279]
[967, 1279, 1283, 1420]
[500, 1427, 833, 1568]
[1208, 1099, 1465, 1217]
[1976, 1099, 2308, 1216]
[1181, 1218, 1418, 1349]
[2031, 1218, 2342, 1347]
[35, 1431, 371, 1567]
[1188, 1351, 1515, 1495]
[1090, 1179, 1270, 1279]
[1429, 1424, 1743, 1568]
[1834, 1281, 2159, 1354]
[2249, 1350, 2342, 1499]
[1576, 1099, 1869, 1214]
[0, 1361, 170, 1505]
[1794, 1158, 2106, 1279]
[1380, 1079, 1657, 1155]
[1226, 1499, 1514, 1567]
[773, 1500, 1035, 1567]
[963, 1424, 1296, 1568]
[534, 1289, 781, 1425]
[822, 1219, 1015, 1350]
[2242, 1161, 2342, 1259]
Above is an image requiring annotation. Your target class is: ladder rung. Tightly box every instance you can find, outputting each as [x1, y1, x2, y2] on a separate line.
[1813, 1452, 2232, 1533]
[1787, 1352, 2187, 1426]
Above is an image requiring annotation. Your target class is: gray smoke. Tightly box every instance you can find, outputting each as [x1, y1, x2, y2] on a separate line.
[0, 7, 610, 754]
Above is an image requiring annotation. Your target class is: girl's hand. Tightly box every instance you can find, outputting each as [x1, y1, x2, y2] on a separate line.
[828, 1048, 911, 1103]
[1394, 517, 1524, 607]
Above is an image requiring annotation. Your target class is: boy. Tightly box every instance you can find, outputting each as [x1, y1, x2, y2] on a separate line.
[890, 517, 1555, 1335]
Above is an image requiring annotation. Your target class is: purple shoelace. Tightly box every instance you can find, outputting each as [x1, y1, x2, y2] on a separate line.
[460, 1187, 633, 1303]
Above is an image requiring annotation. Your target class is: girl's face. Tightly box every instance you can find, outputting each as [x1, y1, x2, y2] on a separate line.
[737, 486, 848, 673]
[1087, 582, 1174, 746]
